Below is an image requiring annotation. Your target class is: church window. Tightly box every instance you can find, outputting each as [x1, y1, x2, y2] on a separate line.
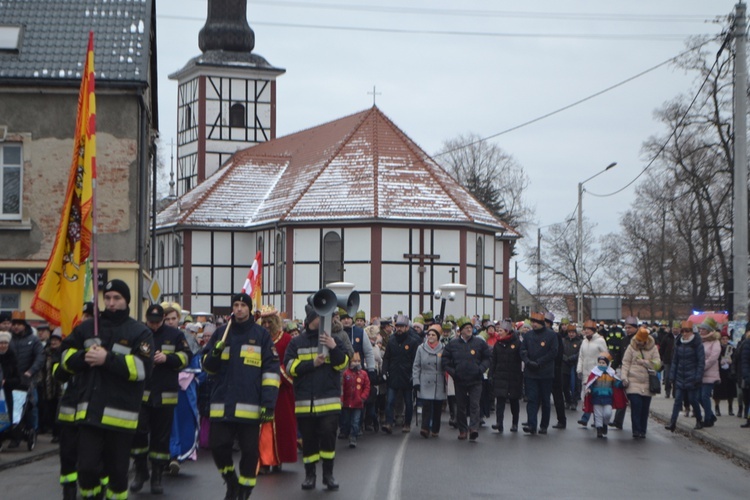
[275, 233, 284, 292]
[159, 241, 165, 268]
[323, 231, 343, 285]
[476, 237, 485, 295]
[1, 143, 22, 220]
[174, 237, 181, 266]
[230, 103, 245, 127]
[184, 104, 192, 130]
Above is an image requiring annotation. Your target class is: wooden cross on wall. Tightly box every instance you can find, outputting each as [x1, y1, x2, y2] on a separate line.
[404, 252, 440, 273]
[449, 267, 458, 283]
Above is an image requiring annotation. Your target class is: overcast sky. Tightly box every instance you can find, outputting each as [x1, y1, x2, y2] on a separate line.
[155, 0, 733, 290]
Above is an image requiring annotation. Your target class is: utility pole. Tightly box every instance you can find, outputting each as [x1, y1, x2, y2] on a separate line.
[734, 1, 749, 322]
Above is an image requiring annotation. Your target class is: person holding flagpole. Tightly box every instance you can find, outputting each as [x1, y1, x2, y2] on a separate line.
[202, 293, 280, 500]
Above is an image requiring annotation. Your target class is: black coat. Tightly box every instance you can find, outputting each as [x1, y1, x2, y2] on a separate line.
[488, 335, 523, 399]
[381, 331, 421, 390]
[442, 335, 491, 387]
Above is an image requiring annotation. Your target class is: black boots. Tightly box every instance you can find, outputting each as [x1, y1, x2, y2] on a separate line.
[150, 463, 164, 494]
[237, 485, 253, 499]
[129, 456, 150, 492]
[301, 463, 316, 490]
[596, 427, 604, 438]
[222, 470, 238, 500]
[694, 418, 704, 430]
[665, 421, 676, 432]
[322, 459, 339, 491]
[62, 483, 77, 500]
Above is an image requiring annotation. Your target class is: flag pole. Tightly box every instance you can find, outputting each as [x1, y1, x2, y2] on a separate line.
[88, 31, 100, 337]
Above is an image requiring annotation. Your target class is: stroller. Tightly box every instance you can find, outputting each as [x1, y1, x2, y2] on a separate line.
[0, 386, 37, 451]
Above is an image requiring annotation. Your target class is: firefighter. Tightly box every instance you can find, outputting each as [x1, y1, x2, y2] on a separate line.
[59, 280, 153, 499]
[202, 293, 280, 500]
[130, 304, 192, 494]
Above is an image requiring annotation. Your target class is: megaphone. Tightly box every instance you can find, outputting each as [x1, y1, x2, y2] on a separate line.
[308, 288, 337, 316]
[336, 290, 360, 318]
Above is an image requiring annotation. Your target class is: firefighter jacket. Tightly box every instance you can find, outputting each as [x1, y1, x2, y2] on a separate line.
[283, 327, 350, 417]
[143, 324, 192, 406]
[202, 317, 280, 423]
[59, 313, 154, 432]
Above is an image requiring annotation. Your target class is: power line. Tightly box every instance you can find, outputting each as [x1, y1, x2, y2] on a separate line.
[159, 14, 710, 40]
[586, 33, 729, 198]
[434, 36, 720, 158]
[245, 1, 718, 23]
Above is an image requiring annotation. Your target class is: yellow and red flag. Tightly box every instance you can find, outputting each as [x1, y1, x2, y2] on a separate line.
[31, 32, 97, 335]
[242, 251, 263, 310]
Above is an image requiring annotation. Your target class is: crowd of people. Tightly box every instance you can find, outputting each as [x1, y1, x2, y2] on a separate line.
[2, 297, 750, 499]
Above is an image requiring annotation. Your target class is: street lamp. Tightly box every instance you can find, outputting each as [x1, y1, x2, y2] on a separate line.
[577, 162, 617, 324]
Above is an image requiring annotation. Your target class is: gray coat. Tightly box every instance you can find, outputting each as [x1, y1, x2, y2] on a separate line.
[412, 341, 446, 400]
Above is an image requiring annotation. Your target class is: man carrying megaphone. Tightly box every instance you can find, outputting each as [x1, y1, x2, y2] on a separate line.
[284, 305, 350, 492]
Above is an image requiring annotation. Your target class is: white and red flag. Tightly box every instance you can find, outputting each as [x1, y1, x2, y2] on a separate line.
[242, 251, 262, 309]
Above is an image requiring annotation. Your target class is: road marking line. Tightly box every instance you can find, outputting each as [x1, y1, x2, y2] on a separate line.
[387, 434, 409, 500]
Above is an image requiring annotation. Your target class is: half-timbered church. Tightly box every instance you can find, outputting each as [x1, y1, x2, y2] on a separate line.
[154, 0, 519, 320]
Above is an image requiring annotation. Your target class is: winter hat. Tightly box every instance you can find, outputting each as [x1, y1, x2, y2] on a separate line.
[597, 353, 611, 365]
[0, 313, 10, 323]
[285, 322, 299, 333]
[544, 312, 555, 324]
[698, 317, 718, 332]
[50, 328, 63, 340]
[104, 279, 131, 304]
[498, 320, 513, 332]
[395, 314, 410, 327]
[635, 327, 650, 343]
[0, 331, 11, 343]
[720, 325, 729, 338]
[231, 293, 253, 309]
[304, 305, 319, 327]
[624, 316, 638, 327]
[560, 318, 570, 325]
[82, 302, 95, 317]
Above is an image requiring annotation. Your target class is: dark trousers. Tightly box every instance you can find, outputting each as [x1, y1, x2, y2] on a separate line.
[132, 405, 175, 464]
[480, 380, 492, 418]
[339, 407, 363, 438]
[495, 397, 520, 428]
[210, 420, 260, 488]
[298, 414, 339, 464]
[455, 383, 482, 433]
[670, 386, 701, 423]
[613, 406, 627, 428]
[419, 399, 443, 434]
[385, 387, 413, 426]
[77, 426, 134, 498]
[525, 377, 553, 430]
[562, 366, 580, 405]
[627, 394, 652, 435]
[662, 363, 672, 396]
[552, 373, 567, 424]
[58, 424, 78, 485]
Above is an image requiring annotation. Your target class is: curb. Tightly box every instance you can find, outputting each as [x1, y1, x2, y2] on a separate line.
[650, 410, 750, 467]
[0, 447, 58, 472]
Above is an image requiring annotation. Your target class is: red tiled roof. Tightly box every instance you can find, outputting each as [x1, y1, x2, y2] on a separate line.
[157, 106, 518, 235]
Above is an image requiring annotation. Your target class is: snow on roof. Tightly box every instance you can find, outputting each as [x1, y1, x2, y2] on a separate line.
[157, 106, 518, 235]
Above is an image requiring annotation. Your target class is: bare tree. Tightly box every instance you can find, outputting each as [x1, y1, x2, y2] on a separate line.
[436, 133, 535, 235]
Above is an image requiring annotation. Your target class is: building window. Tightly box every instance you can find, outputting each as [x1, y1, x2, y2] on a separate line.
[322, 231, 343, 285]
[159, 241, 165, 268]
[174, 237, 181, 266]
[275, 232, 284, 292]
[184, 104, 192, 131]
[230, 103, 245, 127]
[1, 143, 22, 219]
[0, 292, 20, 316]
[476, 237, 484, 295]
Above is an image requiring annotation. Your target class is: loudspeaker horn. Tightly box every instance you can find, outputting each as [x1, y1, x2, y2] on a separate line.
[336, 291, 360, 318]
[309, 288, 338, 316]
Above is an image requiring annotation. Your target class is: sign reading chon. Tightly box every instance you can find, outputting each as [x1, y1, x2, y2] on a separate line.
[0, 268, 108, 290]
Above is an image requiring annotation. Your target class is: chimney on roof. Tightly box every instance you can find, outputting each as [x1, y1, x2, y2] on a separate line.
[199, 0, 255, 53]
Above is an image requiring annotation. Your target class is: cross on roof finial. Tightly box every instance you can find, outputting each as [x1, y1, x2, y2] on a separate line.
[368, 85, 381, 106]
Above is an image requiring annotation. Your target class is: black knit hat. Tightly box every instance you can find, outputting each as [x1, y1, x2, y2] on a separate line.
[82, 302, 95, 317]
[104, 279, 131, 304]
[304, 304, 319, 328]
[231, 293, 253, 309]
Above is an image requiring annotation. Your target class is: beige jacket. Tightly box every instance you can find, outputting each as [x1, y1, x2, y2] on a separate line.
[620, 336, 662, 396]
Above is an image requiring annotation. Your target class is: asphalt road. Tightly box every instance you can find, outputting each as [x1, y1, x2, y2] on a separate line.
[5, 408, 750, 499]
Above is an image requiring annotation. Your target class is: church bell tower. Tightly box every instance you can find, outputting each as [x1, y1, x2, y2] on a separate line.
[170, 0, 285, 196]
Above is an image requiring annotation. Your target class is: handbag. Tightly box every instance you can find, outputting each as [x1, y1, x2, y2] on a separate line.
[640, 349, 661, 394]
[648, 371, 661, 394]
